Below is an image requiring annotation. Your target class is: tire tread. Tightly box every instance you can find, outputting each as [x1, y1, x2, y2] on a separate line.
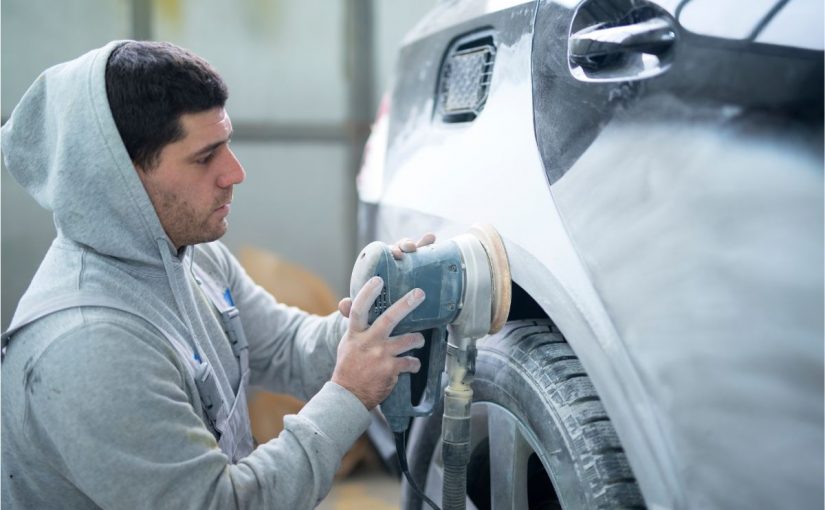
[483, 320, 645, 509]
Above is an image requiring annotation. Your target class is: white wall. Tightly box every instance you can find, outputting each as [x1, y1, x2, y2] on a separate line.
[1, 0, 132, 329]
[152, 0, 348, 124]
[1, 0, 437, 328]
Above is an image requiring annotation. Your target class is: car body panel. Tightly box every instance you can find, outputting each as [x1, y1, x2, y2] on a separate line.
[358, 1, 824, 508]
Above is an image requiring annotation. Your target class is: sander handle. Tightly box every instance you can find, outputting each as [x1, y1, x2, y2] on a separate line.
[382, 326, 448, 433]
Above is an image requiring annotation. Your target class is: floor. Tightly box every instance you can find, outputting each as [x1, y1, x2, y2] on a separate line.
[248, 390, 404, 509]
[318, 462, 402, 510]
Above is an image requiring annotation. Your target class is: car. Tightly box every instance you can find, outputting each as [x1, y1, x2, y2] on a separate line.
[356, 1, 824, 509]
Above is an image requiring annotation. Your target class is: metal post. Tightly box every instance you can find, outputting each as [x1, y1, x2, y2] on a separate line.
[344, 0, 376, 263]
[131, 0, 152, 41]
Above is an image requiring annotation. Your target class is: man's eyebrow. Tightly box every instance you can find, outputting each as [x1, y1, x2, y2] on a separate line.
[189, 132, 233, 158]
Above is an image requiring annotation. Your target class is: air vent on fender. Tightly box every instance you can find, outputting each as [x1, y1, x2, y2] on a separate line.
[436, 30, 497, 123]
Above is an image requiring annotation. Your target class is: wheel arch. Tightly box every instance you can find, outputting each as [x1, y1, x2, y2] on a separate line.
[504, 240, 681, 509]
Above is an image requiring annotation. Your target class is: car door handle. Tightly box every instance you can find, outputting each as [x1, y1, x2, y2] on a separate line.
[569, 17, 676, 70]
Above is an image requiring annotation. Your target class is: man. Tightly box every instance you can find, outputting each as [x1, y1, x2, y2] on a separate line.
[1, 40, 431, 508]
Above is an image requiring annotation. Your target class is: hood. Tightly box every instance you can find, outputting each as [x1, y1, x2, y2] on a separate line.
[1, 40, 176, 268]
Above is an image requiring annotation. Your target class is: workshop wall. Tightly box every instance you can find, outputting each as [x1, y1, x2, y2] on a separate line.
[0, 0, 437, 328]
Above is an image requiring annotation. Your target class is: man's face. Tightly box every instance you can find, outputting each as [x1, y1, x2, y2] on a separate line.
[136, 107, 245, 250]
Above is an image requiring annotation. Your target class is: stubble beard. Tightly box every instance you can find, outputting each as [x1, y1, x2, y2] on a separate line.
[155, 188, 231, 248]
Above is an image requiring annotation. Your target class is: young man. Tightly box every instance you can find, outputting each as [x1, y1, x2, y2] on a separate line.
[1, 40, 430, 508]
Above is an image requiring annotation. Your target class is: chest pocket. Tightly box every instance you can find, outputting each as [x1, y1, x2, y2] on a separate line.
[190, 264, 255, 461]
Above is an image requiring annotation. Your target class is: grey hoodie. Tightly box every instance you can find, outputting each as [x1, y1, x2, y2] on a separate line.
[1, 41, 370, 509]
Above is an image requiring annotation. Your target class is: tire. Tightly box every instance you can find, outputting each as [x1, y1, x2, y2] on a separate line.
[401, 320, 645, 509]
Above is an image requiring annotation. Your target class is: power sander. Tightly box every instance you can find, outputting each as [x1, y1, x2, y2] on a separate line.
[350, 224, 511, 510]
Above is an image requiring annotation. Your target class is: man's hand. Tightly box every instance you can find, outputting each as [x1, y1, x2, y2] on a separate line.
[331, 276, 426, 410]
[388, 232, 436, 260]
[338, 233, 435, 318]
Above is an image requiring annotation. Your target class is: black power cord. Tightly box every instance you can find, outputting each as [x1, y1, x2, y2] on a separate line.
[394, 430, 442, 510]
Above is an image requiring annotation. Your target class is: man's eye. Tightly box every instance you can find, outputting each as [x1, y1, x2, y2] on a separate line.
[196, 153, 215, 165]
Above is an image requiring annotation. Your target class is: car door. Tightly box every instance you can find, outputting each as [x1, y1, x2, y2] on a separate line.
[534, 0, 824, 508]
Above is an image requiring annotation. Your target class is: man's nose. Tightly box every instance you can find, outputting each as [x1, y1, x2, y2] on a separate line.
[217, 149, 246, 188]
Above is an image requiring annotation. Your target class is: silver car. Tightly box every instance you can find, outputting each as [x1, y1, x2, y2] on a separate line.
[357, 1, 823, 508]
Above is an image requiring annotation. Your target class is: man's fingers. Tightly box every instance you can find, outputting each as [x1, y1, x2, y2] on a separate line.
[391, 237, 418, 260]
[374, 288, 425, 335]
[338, 298, 352, 318]
[416, 233, 436, 247]
[397, 356, 422, 374]
[388, 332, 426, 356]
[399, 238, 417, 252]
[348, 276, 384, 332]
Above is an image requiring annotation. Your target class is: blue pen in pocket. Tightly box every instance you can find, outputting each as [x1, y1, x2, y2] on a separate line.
[223, 288, 235, 307]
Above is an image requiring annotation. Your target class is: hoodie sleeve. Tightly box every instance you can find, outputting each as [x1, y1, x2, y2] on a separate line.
[207, 242, 349, 400]
[25, 313, 369, 510]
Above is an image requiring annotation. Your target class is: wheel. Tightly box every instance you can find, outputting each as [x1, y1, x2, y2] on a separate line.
[401, 320, 645, 509]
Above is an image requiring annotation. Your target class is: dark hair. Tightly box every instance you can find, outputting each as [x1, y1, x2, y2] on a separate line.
[105, 41, 228, 170]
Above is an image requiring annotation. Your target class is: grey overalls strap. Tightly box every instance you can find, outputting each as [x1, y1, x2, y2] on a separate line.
[1, 286, 254, 462]
[190, 264, 255, 462]
[1, 295, 198, 365]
